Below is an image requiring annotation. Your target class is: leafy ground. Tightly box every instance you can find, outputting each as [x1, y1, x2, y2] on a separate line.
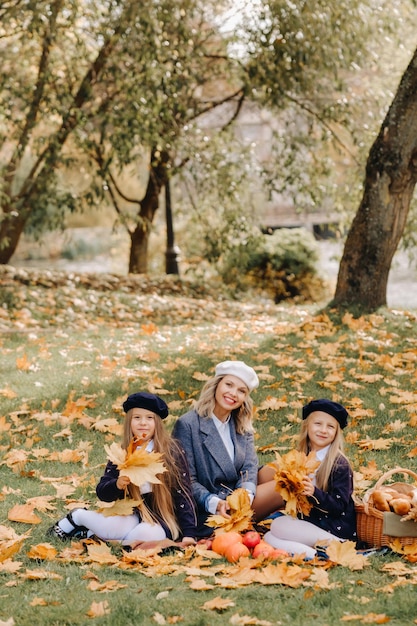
[1, 266, 417, 626]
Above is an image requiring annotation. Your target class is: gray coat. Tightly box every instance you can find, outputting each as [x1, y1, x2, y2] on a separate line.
[172, 409, 259, 537]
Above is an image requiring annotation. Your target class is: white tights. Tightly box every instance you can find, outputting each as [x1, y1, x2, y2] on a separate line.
[66, 509, 166, 545]
[264, 514, 341, 559]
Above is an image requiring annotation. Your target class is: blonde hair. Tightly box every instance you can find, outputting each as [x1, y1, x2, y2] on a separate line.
[297, 416, 348, 492]
[122, 409, 193, 540]
[194, 375, 254, 434]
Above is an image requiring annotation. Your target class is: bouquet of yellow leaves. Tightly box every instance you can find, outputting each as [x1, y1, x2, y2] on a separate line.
[268, 449, 320, 517]
[104, 439, 167, 488]
[205, 487, 254, 534]
[100, 440, 167, 519]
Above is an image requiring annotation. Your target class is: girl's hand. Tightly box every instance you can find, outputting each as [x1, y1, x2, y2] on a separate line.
[116, 475, 131, 490]
[216, 500, 231, 519]
[180, 536, 196, 546]
[302, 476, 315, 497]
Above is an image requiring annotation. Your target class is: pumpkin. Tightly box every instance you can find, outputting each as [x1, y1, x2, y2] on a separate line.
[211, 531, 243, 556]
[224, 541, 250, 563]
[252, 540, 276, 559]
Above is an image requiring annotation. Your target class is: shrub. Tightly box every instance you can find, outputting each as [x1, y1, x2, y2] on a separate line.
[219, 228, 326, 303]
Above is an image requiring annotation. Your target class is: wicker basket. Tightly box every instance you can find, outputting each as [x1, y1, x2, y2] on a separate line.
[355, 467, 417, 548]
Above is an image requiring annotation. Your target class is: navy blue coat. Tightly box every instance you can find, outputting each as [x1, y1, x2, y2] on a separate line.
[172, 409, 259, 537]
[96, 445, 197, 540]
[303, 455, 357, 541]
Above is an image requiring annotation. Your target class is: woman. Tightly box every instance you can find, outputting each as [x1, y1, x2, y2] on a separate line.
[172, 360, 283, 537]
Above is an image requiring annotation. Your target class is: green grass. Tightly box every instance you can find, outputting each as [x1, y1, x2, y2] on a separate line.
[1, 276, 417, 625]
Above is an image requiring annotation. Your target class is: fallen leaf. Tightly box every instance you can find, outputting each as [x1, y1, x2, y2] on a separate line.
[87, 579, 128, 592]
[8, 504, 42, 525]
[325, 541, 368, 570]
[97, 498, 141, 517]
[27, 543, 58, 561]
[229, 613, 273, 625]
[201, 596, 235, 611]
[86, 600, 111, 617]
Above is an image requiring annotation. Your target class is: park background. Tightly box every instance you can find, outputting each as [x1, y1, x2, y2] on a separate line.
[2, 2, 417, 625]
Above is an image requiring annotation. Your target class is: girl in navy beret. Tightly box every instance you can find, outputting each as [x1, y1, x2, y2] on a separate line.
[48, 392, 197, 546]
[264, 398, 357, 559]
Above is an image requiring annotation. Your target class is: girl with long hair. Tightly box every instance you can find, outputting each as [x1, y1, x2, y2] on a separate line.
[172, 360, 284, 537]
[48, 392, 197, 546]
[264, 398, 357, 559]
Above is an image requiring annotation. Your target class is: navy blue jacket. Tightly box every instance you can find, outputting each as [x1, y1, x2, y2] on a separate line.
[96, 444, 197, 540]
[302, 455, 357, 541]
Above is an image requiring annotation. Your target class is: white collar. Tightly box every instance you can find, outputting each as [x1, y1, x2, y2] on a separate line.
[212, 412, 231, 426]
[315, 445, 330, 462]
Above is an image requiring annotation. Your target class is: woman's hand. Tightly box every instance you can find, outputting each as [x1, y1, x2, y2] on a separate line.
[301, 476, 315, 497]
[116, 475, 131, 490]
[216, 500, 231, 519]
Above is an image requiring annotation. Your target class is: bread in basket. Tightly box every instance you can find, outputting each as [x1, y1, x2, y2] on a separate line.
[355, 467, 417, 548]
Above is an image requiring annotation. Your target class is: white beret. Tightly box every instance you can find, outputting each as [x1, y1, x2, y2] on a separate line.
[215, 360, 259, 392]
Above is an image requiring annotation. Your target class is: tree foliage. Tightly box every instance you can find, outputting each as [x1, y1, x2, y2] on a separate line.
[0, 0, 414, 283]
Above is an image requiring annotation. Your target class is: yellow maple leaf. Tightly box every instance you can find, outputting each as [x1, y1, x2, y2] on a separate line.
[96, 499, 141, 517]
[389, 538, 417, 561]
[27, 543, 57, 561]
[0, 537, 25, 564]
[206, 488, 254, 533]
[325, 540, 368, 570]
[85, 542, 119, 564]
[255, 562, 311, 587]
[358, 438, 394, 451]
[8, 504, 41, 525]
[268, 450, 320, 517]
[87, 579, 128, 592]
[93, 418, 123, 434]
[340, 614, 390, 624]
[16, 353, 31, 371]
[103, 441, 166, 487]
[22, 569, 63, 580]
[201, 596, 235, 611]
[86, 600, 111, 618]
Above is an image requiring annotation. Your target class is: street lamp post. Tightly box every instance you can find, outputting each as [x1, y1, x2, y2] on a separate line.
[165, 177, 180, 275]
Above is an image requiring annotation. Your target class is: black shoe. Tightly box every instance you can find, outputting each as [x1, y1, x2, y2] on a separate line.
[47, 510, 89, 541]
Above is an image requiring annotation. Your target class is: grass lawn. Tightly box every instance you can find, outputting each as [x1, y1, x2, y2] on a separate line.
[1, 269, 417, 625]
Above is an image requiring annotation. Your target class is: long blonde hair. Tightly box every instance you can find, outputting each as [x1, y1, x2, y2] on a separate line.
[297, 416, 348, 492]
[194, 375, 254, 434]
[122, 409, 193, 540]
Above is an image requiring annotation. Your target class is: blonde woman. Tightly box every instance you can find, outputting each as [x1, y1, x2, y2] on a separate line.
[264, 399, 357, 559]
[172, 361, 284, 537]
[48, 392, 197, 546]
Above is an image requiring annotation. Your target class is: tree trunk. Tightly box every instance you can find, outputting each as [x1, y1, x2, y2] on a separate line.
[333, 47, 417, 310]
[0, 206, 29, 264]
[128, 149, 169, 273]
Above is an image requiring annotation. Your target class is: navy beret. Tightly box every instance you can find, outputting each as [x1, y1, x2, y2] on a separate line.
[302, 398, 348, 429]
[122, 392, 169, 419]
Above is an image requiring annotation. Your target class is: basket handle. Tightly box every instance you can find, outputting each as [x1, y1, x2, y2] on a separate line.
[372, 467, 417, 491]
